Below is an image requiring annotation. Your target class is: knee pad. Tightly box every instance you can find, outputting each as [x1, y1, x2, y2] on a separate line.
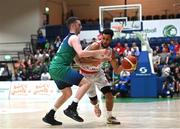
[89, 95, 98, 101]
[101, 86, 112, 95]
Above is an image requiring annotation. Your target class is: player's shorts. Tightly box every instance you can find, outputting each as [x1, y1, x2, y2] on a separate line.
[81, 69, 110, 97]
[54, 68, 84, 90]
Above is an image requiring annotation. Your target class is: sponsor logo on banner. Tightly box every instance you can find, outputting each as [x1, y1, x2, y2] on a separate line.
[33, 82, 54, 95]
[10, 81, 58, 99]
[139, 67, 148, 74]
[163, 25, 177, 37]
[10, 82, 29, 96]
[143, 28, 157, 33]
[136, 67, 151, 76]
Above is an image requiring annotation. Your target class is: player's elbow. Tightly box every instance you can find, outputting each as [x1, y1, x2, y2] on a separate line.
[77, 52, 84, 58]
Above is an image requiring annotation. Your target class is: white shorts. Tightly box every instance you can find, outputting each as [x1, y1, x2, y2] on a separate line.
[81, 69, 110, 98]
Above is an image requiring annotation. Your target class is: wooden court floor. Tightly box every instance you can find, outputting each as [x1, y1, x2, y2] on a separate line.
[0, 95, 180, 129]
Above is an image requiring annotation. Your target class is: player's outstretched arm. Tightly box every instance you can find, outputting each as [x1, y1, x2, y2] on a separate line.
[69, 36, 111, 58]
[74, 41, 111, 66]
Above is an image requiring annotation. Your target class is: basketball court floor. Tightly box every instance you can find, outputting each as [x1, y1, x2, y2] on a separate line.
[0, 93, 180, 129]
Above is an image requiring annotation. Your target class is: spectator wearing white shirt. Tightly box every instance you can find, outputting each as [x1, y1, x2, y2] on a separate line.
[131, 42, 140, 57]
[41, 69, 51, 80]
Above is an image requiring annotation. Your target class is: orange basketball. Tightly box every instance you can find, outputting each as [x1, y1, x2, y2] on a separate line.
[121, 55, 137, 71]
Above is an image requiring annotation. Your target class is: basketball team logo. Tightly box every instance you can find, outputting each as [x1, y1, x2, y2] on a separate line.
[163, 25, 177, 37]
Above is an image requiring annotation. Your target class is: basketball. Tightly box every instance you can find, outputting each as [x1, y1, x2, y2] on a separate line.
[121, 55, 137, 71]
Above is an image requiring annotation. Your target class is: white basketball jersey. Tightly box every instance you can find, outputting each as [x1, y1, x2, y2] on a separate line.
[79, 42, 112, 72]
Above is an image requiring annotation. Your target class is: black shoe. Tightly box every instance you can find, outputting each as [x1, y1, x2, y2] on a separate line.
[63, 107, 84, 122]
[42, 114, 62, 125]
[107, 116, 121, 125]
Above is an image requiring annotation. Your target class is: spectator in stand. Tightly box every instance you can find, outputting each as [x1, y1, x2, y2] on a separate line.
[19, 68, 28, 81]
[34, 49, 43, 62]
[41, 69, 51, 80]
[124, 43, 129, 49]
[12, 71, 22, 81]
[32, 61, 43, 80]
[123, 46, 132, 57]
[37, 29, 46, 50]
[48, 48, 56, 61]
[123, 43, 131, 56]
[159, 43, 170, 65]
[174, 41, 180, 63]
[54, 36, 62, 52]
[175, 41, 180, 53]
[155, 46, 162, 54]
[42, 50, 50, 64]
[45, 39, 51, 50]
[161, 65, 171, 78]
[113, 42, 125, 64]
[162, 43, 169, 53]
[131, 42, 140, 57]
[26, 64, 34, 80]
[173, 66, 180, 94]
[169, 40, 176, 54]
[152, 50, 161, 74]
[113, 42, 126, 56]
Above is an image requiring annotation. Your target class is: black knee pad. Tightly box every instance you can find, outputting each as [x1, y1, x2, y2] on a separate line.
[89, 95, 98, 101]
[101, 86, 112, 95]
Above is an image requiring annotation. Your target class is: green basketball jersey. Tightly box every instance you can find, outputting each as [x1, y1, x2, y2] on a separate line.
[49, 33, 77, 80]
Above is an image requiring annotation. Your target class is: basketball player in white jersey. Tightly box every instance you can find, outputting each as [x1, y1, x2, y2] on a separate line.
[74, 29, 123, 124]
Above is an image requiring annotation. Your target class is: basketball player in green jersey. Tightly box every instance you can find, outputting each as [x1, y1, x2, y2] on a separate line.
[42, 17, 111, 125]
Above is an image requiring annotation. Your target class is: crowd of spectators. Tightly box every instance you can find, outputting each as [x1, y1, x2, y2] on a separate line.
[7, 33, 61, 81]
[152, 40, 180, 95]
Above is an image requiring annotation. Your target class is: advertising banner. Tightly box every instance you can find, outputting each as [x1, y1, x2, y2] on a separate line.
[80, 19, 180, 40]
[143, 19, 180, 37]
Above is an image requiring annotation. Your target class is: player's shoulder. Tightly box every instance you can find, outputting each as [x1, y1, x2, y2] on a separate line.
[69, 34, 79, 41]
[68, 35, 79, 46]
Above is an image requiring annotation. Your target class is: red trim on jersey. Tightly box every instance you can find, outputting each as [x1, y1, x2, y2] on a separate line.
[80, 68, 98, 74]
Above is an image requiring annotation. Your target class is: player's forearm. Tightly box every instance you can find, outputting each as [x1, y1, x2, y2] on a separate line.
[110, 59, 122, 74]
[77, 49, 108, 58]
[74, 56, 101, 66]
[114, 65, 123, 74]
[79, 57, 100, 63]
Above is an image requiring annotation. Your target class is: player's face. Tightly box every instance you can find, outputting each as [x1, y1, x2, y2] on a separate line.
[101, 34, 112, 48]
[75, 20, 82, 34]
